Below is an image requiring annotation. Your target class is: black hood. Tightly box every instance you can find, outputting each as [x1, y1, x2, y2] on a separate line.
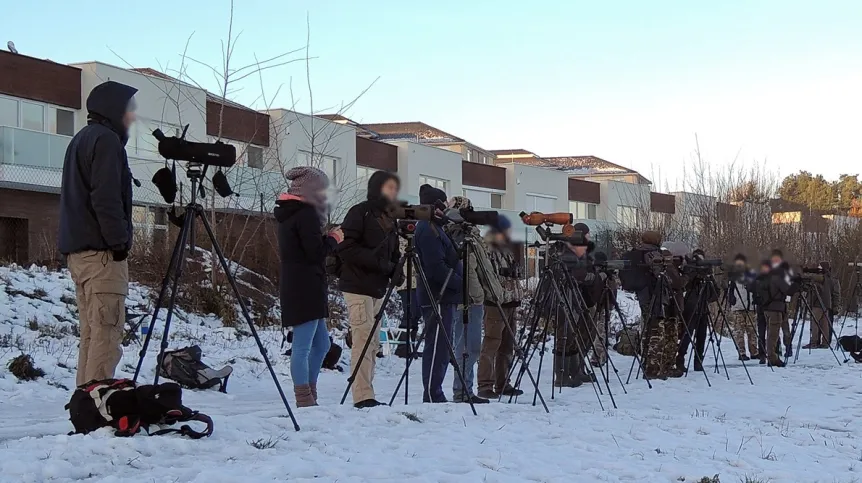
[87, 81, 138, 139]
[366, 171, 400, 201]
[419, 184, 447, 205]
[274, 199, 311, 223]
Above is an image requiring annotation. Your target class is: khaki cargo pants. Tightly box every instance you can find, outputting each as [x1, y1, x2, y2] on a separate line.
[68, 250, 129, 386]
[345, 293, 384, 404]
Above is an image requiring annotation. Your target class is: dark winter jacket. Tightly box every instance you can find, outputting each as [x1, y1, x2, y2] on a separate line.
[754, 264, 795, 313]
[415, 185, 463, 306]
[337, 171, 401, 299]
[59, 81, 138, 256]
[275, 198, 338, 327]
[807, 270, 841, 311]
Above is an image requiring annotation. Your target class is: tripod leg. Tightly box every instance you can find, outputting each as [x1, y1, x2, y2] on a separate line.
[339, 282, 398, 405]
[152, 210, 194, 385]
[132, 215, 186, 383]
[198, 211, 300, 431]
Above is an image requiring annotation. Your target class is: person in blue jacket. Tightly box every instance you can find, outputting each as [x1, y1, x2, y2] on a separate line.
[414, 184, 463, 403]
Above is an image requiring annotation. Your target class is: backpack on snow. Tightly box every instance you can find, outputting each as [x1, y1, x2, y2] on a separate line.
[65, 378, 214, 439]
[157, 345, 233, 392]
[839, 335, 862, 362]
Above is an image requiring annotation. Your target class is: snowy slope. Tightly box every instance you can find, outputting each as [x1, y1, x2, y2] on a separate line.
[1, 265, 862, 483]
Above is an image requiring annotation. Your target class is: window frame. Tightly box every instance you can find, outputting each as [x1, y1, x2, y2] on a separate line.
[419, 174, 449, 193]
[246, 145, 264, 169]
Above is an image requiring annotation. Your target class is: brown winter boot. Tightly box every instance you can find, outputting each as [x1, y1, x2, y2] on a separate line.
[309, 383, 318, 404]
[294, 384, 317, 408]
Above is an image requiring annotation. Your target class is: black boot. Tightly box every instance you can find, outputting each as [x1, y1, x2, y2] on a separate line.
[784, 346, 793, 358]
[554, 354, 580, 387]
[572, 356, 595, 384]
[693, 357, 704, 372]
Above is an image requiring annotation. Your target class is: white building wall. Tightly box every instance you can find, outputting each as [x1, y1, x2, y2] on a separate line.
[266, 109, 358, 221]
[602, 179, 650, 229]
[72, 62, 209, 207]
[497, 163, 568, 213]
[391, 141, 462, 202]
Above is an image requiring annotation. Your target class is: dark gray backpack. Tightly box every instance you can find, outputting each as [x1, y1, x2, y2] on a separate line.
[157, 346, 233, 392]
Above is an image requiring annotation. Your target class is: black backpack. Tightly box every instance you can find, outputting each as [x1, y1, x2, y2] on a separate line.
[619, 249, 648, 292]
[158, 345, 233, 392]
[65, 379, 214, 439]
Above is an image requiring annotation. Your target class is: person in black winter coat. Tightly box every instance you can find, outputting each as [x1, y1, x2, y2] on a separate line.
[58, 81, 138, 386]
[415, 184, 463, 403]
[338, 170, 402, 408]
[754, 253, 796, 367]
[677, 249, 719, 372]
[275, 166, 342, 407]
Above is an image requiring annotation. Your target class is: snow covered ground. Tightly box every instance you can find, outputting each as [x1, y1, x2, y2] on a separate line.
[2, 264, 862, 483]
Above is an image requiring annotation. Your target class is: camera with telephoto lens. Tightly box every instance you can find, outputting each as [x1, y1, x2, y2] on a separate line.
[444, 206, 500, 226]
[519, 211, 573, 226]
[800, 267, 826, 283]
[536, 224, 589, 246]
[152, 128, 237, 168]
[387, 202, 435, 221]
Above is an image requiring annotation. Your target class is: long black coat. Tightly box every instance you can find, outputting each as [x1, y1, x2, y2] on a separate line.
[337, 201, 400, 299]
[275, 199, 337, 327]
[59, 81, 138, 255]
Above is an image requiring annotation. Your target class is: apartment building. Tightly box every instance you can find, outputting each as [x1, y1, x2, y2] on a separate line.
[363, 121, 497, 165]
[0, 50, 361, 264]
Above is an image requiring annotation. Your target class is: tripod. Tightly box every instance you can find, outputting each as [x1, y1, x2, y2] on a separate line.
[458, 232, 548, 412]
[789, 279, 846, 365]
[507, 242, 615, 409]
[689, 274, 754, 384]
[338, 229, 478, 413]
[838, 263, 862, 339]
[630, 265, 711, 386]
[132, 165, 300, 431]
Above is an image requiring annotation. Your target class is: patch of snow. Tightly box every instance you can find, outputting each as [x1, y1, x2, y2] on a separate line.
[1, 264, 861, 482]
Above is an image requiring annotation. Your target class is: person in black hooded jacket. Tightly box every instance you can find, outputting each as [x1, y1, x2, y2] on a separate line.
[338, 170, 402, 408]
[275, 166, 342, 408]
[59, 80, 138, 387]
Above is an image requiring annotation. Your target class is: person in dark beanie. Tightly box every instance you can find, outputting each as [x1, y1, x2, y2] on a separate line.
[338, 171, 402, 408]
[59, 80, 138, 386]
[477, 214, 524, 399]
[275, 166, 342, 407]
[415, 184, 463, 403]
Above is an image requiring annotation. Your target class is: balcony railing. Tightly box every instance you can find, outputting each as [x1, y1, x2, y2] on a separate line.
[0, 125, 71, 170]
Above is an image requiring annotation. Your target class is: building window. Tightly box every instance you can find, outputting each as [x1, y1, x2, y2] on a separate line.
[569, 201, 597, 220]
[466, 150, 472, 162]
[0, 96, 18, 127]
[463, 188, 491, 208]
[491, 193, 503, 209]
[132, 206, 168, 245]
[419, 175, 448, 193]
[21, 102, 44, 131]
[616, 205, 639, 228]
[56, 109, 75, 136]
[526, 194, 556, 213]
[356, 166, 378, 187]
[247, 145, 263, 168]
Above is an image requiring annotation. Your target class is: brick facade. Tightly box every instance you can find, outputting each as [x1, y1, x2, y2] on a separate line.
[0, 51, 81, 109]
[0, 188, 61, 263]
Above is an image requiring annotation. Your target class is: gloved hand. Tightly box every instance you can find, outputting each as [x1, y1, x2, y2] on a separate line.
[113, 250, 129, 262]
[584, 272, 596, 283]
[391, 269, 405, 288]
[380, 260, 396, 277]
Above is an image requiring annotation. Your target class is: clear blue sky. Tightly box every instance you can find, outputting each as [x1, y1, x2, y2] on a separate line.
[6, 1, 862, 189]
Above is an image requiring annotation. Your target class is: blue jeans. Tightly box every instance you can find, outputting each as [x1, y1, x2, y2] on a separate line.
[453, 304, 484, 397]
[290, 319, 331, 386]
[422, 303, 456, 403]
